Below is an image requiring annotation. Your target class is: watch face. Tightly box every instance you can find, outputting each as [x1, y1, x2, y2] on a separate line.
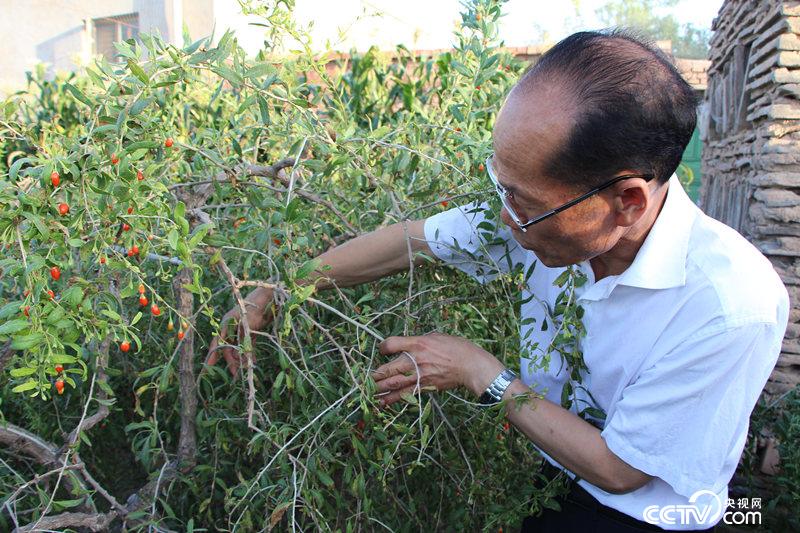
[479, 368, 517, 406]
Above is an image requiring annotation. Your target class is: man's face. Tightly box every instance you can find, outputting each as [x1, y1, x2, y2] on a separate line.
[491, 86, 624, 268]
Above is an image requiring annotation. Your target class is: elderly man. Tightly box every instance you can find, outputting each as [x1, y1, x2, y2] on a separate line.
[207, 31, 789, 532]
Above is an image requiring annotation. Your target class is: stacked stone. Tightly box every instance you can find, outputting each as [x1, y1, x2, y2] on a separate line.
[701, 0, 800, 396]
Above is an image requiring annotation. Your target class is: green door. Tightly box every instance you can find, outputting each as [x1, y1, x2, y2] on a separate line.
[679, 126, 702, 202]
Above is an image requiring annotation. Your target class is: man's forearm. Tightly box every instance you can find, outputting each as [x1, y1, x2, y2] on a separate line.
[300, 218, 431, 291]
[501, 379, 653, 494]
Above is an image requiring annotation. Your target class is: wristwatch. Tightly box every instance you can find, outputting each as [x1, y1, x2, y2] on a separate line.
[478, 368, 518, 406]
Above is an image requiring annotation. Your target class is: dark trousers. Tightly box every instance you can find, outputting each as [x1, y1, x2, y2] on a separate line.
[520, 462, 718, 533]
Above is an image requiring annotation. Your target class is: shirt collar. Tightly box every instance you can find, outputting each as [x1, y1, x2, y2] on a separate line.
[578, 175, 698, 300]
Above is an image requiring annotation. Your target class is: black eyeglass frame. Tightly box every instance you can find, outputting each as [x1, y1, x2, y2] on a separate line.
[485, 154, 655, 232]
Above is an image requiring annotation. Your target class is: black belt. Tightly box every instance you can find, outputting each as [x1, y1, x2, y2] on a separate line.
[540, 461, 666, 531]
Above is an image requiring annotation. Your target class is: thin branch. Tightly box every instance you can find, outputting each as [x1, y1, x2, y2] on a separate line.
[2, 464, 82, 508]
[215, 256, 263, 431]
[247, 164, 358, 236]
[59, 334, 113, 453]
[74, 460, 126, 514]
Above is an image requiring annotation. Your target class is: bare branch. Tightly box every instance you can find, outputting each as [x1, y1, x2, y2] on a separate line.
[123, 460, 179, 515]
[215, 256, 264, 431]
[13, 510, 117, 533]
[172, 156, 358, 237]
[0, 423, 57, 466]
[0, 340, 13, 373]
[173, 264, 197, 472]
[172, 158, 295, 208]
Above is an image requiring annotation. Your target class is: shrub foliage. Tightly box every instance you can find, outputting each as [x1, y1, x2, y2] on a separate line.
[0, 1, 573, 531]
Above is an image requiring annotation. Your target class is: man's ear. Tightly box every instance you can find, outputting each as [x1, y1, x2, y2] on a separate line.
[610, 177, 651, 228]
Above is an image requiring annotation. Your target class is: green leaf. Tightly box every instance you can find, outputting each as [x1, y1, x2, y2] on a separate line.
[0, 302, 23, 320]
[0, 319, 29, 335]
[10, 367, 36, 378]
[22, 212, 51, 240]
[245, 63, 276, 79]
[53, 498, 85, 510]
[113, 40, 136, 59]
[174, 201, 189, 235]
[553, 270, 570, 288]
[188, 223, 214, 248]
[64, 83, 92, 106]
[12, 379, 37, 393]
[167, 229, 179, 250]
[284, 197, 302, 223]
[448, 104, 465, 122]
[46, 306, 65, 325]
[184, 37, 206, 54]
[9, 157, 32, 181]
[62, 286, 84, 308]
[580, 407, 607, 420]
[212, 66, 243, 86]
[98, 379, 115, 397]
[560, 381, 572, 409]
[257, 95, 271, 124]
[317, 470, 335, 488]
[130, 97, 153, 115]
[100, 309, 121, 321]
[11, 333, 45, 350]
[127, 60, 150, 84]
[296, 258, 321, 280]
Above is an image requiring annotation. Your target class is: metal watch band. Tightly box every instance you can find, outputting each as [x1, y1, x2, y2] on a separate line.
[478, 368, 518, 406]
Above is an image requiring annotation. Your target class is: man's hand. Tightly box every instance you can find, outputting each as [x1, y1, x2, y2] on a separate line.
[371, 332, 505, 407]
[205, 287, 275, 377]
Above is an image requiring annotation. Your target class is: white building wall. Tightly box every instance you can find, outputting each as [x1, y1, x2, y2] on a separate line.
[0, 0, 182, 96]
[0, 0, 460, 96]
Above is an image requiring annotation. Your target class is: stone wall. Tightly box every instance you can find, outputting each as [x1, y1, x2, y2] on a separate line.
[701, 0, 800, 396]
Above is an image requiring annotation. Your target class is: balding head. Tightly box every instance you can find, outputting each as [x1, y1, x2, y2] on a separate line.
[495, 30, 698, 189]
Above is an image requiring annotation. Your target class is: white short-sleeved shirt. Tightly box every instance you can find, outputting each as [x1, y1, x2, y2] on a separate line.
[423, 175, 790, 530]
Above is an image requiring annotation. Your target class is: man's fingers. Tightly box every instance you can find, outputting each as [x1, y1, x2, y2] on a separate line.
[224, 349, 240, 377]
[206, 337, 220, 367]
[371, 355, 415, 382]
[378, 335, 419, 357]
[379, 385, 420, 407]
[375, 372, 419, 394]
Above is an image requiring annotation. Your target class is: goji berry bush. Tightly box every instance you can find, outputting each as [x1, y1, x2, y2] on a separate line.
[0, 1, 575, 531]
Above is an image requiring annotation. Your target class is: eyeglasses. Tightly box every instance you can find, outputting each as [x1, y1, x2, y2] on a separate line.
[485, 154, 655, 232]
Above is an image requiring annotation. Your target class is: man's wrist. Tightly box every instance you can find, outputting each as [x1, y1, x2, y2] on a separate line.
[478, 368, 518, 405]
[467, 355, 506, 397]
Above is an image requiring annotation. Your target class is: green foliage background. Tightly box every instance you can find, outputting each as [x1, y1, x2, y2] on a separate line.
[0, 1, 571, 530]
